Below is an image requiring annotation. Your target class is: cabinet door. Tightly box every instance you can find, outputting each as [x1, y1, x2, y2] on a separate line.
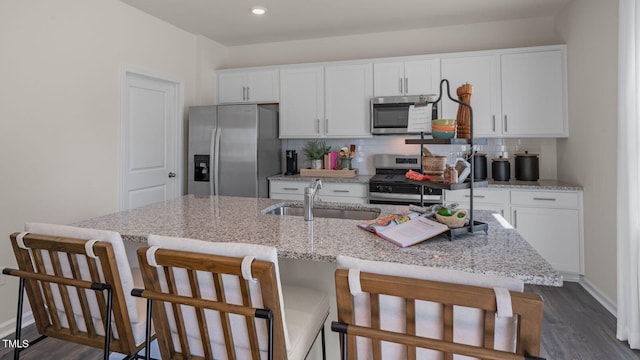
[280, 66, 324, 138]
[441, 55, 501, 137]
[246, 70, 279, 103]
[373, 62, 405, 96]
[512, 206, 581, 274]
[501, 50, 567, 137]
[404, 59, 440, 96]
[218, 72, 247, 103]
[317, 195, 367, 204]
[325, 63, 373, 138]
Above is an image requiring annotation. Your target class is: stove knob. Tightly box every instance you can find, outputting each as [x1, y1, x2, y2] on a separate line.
[376, 185, 384, 192]
[386, 186, 393, 193]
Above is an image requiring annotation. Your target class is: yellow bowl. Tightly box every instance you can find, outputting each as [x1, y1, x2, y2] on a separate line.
[432, 124, 457, 132]
[432, 119, 457, 126]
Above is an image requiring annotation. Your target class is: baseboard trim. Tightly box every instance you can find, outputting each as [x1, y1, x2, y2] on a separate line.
[0, 312, 34, 339]
[580, 277, 617, 316]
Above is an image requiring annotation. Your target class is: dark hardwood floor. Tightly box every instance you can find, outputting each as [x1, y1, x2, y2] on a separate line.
[1, 282, 639, 359]
[526, 282, 640, 359]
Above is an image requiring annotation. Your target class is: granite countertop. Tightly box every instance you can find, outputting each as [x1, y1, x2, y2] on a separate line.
[73, 194, 562, 286]
[268, 173, 372, 184]
[486, 179, 583, 191]
[269, 173, 581, 191]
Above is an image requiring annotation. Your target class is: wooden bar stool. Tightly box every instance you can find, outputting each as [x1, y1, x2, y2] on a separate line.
[4, 223, 152, 360]
[332, 255, 545, 360]
[132, 234, 329, 360]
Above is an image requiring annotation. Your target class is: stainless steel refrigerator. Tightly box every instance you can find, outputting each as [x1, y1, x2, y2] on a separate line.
[188, 104, 281, 197]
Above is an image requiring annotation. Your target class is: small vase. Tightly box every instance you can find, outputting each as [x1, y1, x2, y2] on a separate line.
[311, 159, 323, 169]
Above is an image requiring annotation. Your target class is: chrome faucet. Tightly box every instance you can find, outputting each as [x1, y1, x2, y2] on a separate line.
[304, 179, 323, 221]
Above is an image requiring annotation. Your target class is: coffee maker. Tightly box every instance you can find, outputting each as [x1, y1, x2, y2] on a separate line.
[285, 150, 298, 175]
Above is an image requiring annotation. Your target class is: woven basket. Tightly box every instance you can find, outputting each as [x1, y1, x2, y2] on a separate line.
[422, 156, 447, 172]
[435, 209, 468, 228]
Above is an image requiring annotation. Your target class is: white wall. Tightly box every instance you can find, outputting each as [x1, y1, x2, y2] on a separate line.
[0, 0, 225, 335]
[221, 16, 563, 68]
[556, 0, 619, 305]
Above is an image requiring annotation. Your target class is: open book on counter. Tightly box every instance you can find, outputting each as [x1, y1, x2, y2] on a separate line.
[358, 212, 449, 248]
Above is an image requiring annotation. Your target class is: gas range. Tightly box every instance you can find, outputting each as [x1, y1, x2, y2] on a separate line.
[368, 154, 443, 206]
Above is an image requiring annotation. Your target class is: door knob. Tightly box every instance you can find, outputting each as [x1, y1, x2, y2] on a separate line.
[168, 172, 176, 178]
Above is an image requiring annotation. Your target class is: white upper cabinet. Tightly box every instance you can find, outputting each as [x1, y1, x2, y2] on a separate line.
[217, 45, 568, 139]
[280, 63, 373, 139]
[279, 66, 325, 138]
[441, 55, 501, 137]
[501, 49, 567, 137]
[373, 58, 440, 96]
[324, 63, 373, 138]
[440, 46, 567, 138]
[218, 69, 279, 104]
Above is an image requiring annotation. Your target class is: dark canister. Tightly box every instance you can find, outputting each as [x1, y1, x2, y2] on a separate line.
[491, 156, 511, 181]
[514, 151, 539, 181]
[472, 152, 487, 180]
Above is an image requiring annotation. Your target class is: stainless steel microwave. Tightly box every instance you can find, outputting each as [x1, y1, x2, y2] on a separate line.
[370, 95, 438, 135]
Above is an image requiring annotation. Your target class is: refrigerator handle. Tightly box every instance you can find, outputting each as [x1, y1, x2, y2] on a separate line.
[214, 128, 222, 196]
[209, 128, 216, 195]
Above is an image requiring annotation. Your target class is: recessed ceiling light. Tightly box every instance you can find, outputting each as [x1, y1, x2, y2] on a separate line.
[251, 6, 266, 15]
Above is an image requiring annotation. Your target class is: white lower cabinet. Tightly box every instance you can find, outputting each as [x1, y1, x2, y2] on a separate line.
[269, 180, 368, 204]
[511, 190, 583, 276]
[444, 188, 511, 223]
[446, 188, 583, 277]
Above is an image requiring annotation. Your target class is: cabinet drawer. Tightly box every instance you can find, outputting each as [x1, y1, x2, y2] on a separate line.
[270, 181, 305, 195]
[511, 190, 580, 208]
[318, 195, 367, 204]
[445, 188, 510, 204]
[320, 183, 367, 198]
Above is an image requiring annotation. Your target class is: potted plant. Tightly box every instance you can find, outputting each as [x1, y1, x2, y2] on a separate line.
[303, 140, 331, 169]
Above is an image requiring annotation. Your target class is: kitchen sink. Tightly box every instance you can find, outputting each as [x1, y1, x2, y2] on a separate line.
[264, 205, 381, 221]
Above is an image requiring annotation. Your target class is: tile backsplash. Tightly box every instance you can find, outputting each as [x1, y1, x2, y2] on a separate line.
[281, 136, 557, 179]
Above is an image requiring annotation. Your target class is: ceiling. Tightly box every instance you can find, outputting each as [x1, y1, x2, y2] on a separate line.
[120, 0, 572, 47]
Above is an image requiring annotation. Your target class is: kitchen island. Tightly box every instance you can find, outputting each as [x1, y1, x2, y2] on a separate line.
[73, 194, 561, 359]
[73, 194, 561, 287]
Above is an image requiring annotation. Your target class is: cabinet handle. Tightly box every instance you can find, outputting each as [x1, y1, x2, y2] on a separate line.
[405, 78, 408, 93]
[533, 197, 557, 201]
[513, 209, 517, 228]
[492, 115, 496, 132]
[246, 86, 250, 100]
[316, 119, 320, 133]
[242, 86, 246, 101]
[464, 194, 486, 198]
[399, 78, 403, 93]
[283, 187, 299, 191]
[325, 119, 328, 134]
[501, 209, 504, 216]
[333, 190, 350, 193]
[504, 115, 508, 132]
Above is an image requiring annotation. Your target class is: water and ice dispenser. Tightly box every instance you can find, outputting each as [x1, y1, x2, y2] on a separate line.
[194, 155, 210, 182]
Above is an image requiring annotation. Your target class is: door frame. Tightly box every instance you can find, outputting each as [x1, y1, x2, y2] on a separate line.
[119, 66, 185, 211]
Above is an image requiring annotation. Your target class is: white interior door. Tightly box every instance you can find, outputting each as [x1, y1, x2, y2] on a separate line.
[120, 70, 182, 210]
